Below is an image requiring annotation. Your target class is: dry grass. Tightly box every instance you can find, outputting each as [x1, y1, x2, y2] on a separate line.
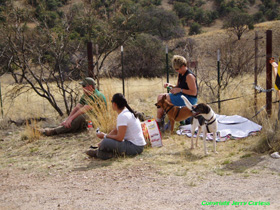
[1, 20, 280, 178]
[0, 73, 279, 178]
[21, 119, 41, 143]
[86, 82, 118, 133]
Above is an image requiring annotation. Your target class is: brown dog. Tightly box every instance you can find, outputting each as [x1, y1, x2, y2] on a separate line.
[155, 95, 193, 133]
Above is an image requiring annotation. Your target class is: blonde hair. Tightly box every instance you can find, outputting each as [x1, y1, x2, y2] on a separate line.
[172, 55, 187, 70]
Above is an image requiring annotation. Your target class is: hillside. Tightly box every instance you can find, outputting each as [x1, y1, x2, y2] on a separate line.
[11, 0, 280, 31]
[9, 0, 280, 47]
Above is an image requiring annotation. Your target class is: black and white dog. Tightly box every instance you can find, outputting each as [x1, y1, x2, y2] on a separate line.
[181, 96, 218, 155]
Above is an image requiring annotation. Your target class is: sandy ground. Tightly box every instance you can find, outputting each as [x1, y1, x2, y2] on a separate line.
[1, 154, 280, 210]
[1, 120, 280, 210]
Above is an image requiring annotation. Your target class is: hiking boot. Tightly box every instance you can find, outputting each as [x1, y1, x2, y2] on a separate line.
[44, 128, 57, 136]
[36, 128, 45, 134]
[86, 149, 98, 158]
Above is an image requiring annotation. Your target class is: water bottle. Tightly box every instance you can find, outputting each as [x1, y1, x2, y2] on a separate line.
[167, 86, 172, 92]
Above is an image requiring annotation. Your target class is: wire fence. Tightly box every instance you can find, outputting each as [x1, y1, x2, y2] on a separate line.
[0, 74, 279, 123]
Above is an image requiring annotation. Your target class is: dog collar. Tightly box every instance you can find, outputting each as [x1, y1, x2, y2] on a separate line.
[206, 117, 216, 133]
[206, 116, 216, 132]
[206, 115, 214, 122]
[207, 118, 216, 126]
[165, 105, 174, 114]
[205, 114, 216, 126]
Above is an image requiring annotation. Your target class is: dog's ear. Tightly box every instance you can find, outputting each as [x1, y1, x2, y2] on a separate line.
[203, 104, 211, 113]
[162, 94, 167, 100]
[155, 103, 161, 108]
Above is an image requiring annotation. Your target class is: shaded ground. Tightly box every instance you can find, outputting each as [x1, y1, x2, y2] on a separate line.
[1, 124, 280, 210]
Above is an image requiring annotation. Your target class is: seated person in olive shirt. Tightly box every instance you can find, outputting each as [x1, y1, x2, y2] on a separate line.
[40, 77, 106, 136]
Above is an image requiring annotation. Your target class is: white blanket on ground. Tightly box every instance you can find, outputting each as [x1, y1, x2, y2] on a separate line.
[176, 115, 262, 142]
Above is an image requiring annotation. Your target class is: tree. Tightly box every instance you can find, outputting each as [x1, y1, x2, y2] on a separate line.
[0, 7, 84, 116]
[199, 36, 265, 100]
[77, 1, 185, 78]
[111, 33, 166, 78]
[0, 0, 186, 116]
[135, 6, 185, 40]
[223, 11, 254, 40]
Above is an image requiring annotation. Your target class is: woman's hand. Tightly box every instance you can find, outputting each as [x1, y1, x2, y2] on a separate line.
[97, 132, 106, 139]
[164, 83, 171, 88]
[170, 88, 181, 94]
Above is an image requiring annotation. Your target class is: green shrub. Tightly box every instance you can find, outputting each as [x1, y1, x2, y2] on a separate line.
[265, 8, 280, 20]
[112, 34, 166, 78]
[189, 22, 202, 35]
[253, 11, 265, 23]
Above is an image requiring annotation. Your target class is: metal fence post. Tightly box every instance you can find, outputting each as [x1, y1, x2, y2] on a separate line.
[96, 44, 100, 90]
[254, 31, 259, 115]
[166, 45, 169, 93]
[121, 46, 125, 96]
[87, 42, 94, 78]
[0, 81, 3, 118]
[266, 30, 272, 117]
[217, 49, 221, 114]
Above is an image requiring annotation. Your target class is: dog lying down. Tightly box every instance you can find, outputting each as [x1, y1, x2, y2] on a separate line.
[181, 96, 218, 155]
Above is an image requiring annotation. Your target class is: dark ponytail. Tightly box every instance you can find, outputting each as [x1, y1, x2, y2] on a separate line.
[112, 93, 137, 118]
[125, 103, 137, 118]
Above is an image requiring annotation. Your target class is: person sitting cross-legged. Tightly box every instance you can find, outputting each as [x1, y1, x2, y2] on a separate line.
[86, 93, 146, 160]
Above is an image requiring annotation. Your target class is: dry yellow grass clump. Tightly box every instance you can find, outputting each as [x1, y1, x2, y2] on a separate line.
[21, 120, 42, 142]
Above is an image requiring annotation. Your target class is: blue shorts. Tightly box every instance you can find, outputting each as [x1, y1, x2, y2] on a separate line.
[169, 93, 197, 106]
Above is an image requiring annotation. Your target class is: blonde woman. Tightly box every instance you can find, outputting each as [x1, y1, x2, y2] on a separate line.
[156, 55, 198, 128]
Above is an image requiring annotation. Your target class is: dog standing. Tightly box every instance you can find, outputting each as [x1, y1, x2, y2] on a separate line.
[192, 103, 218, 155]
[181, 96, 218, 155]
[155, 95, 193, 133]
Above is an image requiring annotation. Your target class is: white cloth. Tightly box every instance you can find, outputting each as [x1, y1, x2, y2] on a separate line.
[117, 108, 146, 146]
[177, 114, 262, 141]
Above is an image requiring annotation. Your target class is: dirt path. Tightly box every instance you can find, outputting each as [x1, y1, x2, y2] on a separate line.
[1, 122, 279, 210]
[1, 155, 280, 210]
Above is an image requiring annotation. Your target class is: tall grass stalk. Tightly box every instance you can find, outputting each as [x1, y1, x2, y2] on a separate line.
[86, 84, 118, 133]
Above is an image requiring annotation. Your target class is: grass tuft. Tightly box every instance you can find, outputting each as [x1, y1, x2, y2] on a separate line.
[21, 120, 41, 143]
[253, 128, 280, 154]
[86, 84, 118, 133]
